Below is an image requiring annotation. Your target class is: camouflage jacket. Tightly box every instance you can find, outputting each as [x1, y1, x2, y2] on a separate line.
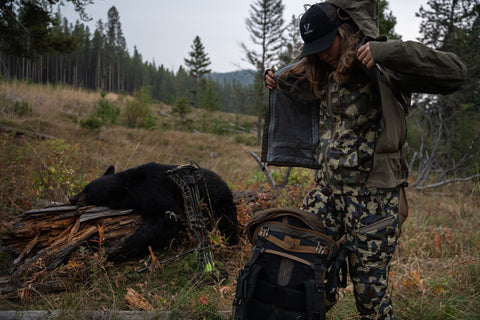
[261, 40, 466, 190]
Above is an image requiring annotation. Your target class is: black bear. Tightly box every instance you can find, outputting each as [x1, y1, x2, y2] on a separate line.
[69, 162, 239, 258]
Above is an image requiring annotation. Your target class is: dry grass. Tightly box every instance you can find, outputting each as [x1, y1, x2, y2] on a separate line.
[0, 79, 259, 192]
[1, 79, 479, 319]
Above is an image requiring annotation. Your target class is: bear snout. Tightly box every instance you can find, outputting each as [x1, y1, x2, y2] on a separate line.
[69, 193, 86, 206]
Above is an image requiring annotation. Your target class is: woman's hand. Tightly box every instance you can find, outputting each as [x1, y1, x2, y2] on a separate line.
[264, 69, 276, 90]
[357, 42, 375, 70]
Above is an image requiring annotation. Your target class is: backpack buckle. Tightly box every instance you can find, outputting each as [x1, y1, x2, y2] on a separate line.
[233, 297, 242, 306]
[315, 282, 325, 293]
[259, 226, 270, 238]
[252, 245, 265, 254]
[316, 242, 328, 255]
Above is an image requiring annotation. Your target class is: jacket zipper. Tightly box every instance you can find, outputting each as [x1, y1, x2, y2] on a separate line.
[322, 81, 335, 186]
[354, 215, 395, 234]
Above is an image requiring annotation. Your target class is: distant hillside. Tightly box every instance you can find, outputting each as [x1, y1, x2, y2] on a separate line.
[208, 70, 255, 86]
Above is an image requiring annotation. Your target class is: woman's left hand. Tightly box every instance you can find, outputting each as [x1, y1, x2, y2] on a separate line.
[357, 42, 375, 70]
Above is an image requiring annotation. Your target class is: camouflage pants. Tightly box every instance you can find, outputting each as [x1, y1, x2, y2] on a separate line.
[301, 187, 400, 320]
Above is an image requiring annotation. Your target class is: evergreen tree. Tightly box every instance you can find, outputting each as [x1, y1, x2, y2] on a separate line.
[0, 0, 91, 58]
[184, 35, 212, 108]
[379, 0, 401, 39]
[91, 20, 106, 90]
[106, 6, 126, 92]
[242, 0, 285, 144]
[184, 35, 212, 81]
[197, 78, 221, 112]
[173, 96, 191, 120]
[416, 0, 478, 49]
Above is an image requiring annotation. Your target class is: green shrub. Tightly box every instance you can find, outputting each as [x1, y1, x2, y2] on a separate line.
[123, 100, 150, 127]
[143, 113, 157, 129]
[94, 96, 119, 125]
[79, 93, 119, 130]
[123, 87, 152, 127]
[13, 100, 32, 116]
[172, 96, 191, 120]
[30, 139, 88, 202]
[80, 115, 102, 130]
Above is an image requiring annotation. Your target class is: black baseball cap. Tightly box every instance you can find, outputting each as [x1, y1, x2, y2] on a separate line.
[299, 3, 342, 59]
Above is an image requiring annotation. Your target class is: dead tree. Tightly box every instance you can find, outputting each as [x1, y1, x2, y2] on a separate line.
[409, 96, 480, 189]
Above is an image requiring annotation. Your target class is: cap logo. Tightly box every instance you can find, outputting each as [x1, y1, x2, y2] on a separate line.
[303, 23, 313, 35]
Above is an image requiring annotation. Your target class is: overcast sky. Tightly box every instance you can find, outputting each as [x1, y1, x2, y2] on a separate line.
[63, 0, 427, 73]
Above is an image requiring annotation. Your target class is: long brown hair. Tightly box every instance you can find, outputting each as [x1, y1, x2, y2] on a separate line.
[278, 21, 361, 99]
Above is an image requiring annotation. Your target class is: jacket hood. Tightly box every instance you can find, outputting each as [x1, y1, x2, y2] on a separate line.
[325, 0, 379, 39]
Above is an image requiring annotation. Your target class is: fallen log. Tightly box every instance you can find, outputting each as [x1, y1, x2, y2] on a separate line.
[1, 204, 142, 290]
[0, 124, 58, 140]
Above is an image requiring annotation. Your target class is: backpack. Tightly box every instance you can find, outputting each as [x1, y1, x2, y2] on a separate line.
[232, 208, 348, 320]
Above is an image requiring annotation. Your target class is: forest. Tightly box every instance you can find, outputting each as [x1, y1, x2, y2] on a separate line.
[0, 3, 257, 115]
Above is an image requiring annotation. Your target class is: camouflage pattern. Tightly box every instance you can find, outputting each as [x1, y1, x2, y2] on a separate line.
[303, 80, 399, 319]
[316, 80, 380, 194]
[301, 186, 400, 320]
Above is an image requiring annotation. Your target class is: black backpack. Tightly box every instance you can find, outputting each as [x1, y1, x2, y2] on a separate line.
[232, 208, 348, 320]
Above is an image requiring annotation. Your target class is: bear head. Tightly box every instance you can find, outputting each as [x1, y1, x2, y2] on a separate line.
[69, 165, 132, 209]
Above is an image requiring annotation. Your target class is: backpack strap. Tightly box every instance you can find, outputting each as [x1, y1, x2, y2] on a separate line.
[232, 263, 263, 320]
[326, 244, 350, 302]
[304, 255, 328, 320]
[232, 236, 266, 320]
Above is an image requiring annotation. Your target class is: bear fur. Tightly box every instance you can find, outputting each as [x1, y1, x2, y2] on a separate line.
[69, 162, 239, 258]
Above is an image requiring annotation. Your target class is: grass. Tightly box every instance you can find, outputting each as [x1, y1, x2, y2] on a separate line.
[1, 79, 479, 319]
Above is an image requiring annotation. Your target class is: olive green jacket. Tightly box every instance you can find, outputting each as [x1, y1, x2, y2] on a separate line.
[261, 40, 466, 189]
[366, 40, 466, 188]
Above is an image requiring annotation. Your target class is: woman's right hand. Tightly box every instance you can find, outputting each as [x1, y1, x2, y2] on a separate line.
[264, 69, 276, 90]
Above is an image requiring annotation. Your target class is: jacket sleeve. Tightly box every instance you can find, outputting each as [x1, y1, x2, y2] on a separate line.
[369, 40, 467, 94]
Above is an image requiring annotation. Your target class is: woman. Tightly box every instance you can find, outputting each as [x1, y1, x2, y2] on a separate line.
[263, 1, 466, 319]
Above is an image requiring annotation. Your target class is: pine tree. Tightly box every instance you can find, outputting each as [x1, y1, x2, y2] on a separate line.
[379, 0, 401, 39]
[242, 0, 285, 145]
[184, 36, 212, 81]
[197, 78, 221, 112]
[0, 0, 91, 58]
[184, 36, 212, 108]
[106, 6, 126, 92]
[92, 20, 106, 90]
[416, 0, 477, 50]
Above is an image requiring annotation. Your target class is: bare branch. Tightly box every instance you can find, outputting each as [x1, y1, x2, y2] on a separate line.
[415, 174, 480, 189]
[247, 151, 292, 188]
[411, 106, 444, 188]
[248, 150, 276, 187]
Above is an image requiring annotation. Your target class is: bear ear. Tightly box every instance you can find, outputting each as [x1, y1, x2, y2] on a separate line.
[104, 165, 115, 176]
